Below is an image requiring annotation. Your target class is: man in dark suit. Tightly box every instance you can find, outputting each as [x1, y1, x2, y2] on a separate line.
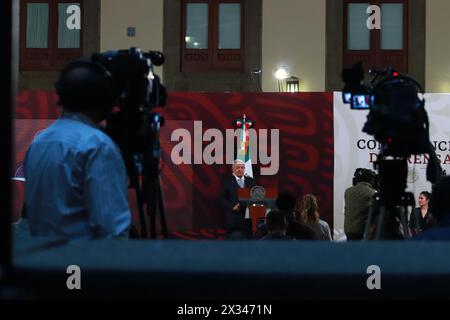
[221, 160, 256, 236]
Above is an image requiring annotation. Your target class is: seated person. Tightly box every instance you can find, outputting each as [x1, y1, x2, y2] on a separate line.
[298, 194, 332, 240]
[409, 191, 433, 235]
[261, 210, 292, 240]
[255, 192, 317, 240]
[413, 176, 450, 241]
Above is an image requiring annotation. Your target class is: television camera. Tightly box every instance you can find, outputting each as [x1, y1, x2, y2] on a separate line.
[342, 62, 443, 239]
[93, 47, 168, 239]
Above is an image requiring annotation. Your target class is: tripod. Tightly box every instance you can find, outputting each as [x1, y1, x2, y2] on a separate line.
[363, 157, 415, 240]
[105, 110, 168, 239]
[142, 112, 168, 239]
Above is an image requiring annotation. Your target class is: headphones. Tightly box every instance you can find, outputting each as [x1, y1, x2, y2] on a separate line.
[353, 168, 377, 186]
[55, 59, 115, 113]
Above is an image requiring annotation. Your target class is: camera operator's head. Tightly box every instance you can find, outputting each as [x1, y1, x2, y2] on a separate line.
[353, 168, 377, 189]
[55, 60, 115, 123]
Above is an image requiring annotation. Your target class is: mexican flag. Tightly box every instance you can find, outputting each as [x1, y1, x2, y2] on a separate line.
[236, 114, 253, 178]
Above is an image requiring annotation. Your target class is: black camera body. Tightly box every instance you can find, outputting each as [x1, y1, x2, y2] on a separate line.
[92, 47, 166, 111]
[342, 63, 429, 157]
[91, 47, 167, 167]
[91, 48, 168, 238]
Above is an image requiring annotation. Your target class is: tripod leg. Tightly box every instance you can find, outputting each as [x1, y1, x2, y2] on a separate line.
[128, 160, 147, 239]
[375, 206, 386, 240]
[157, 177, 169, 238]
[135, 186, 147, 238]
[398, 206, 410, 239]
[146, 180, 157, 239]
[148, 206, 157, 239]
[363, 204, 375, 240]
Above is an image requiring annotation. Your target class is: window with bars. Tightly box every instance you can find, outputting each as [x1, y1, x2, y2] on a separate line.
[20, 0, 83, 71]
[344, 0, 408, 73]
[181, 0, 244, 73]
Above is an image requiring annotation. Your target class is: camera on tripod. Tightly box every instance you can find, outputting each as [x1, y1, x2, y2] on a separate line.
[341, 62, 445, 239]
[91, 47, 169, 239]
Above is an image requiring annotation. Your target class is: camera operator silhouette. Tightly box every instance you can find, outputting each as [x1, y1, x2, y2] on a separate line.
[344, 168, 377, 240]
[24, 60, 131, 241]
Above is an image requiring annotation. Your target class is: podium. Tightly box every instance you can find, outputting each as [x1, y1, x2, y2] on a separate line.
[238, 186, 278, 233]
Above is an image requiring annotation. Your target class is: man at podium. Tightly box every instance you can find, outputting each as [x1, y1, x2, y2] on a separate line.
[221, 159, 256, 235]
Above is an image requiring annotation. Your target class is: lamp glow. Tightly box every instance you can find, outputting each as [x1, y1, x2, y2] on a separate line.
[275, 67, 289, 80]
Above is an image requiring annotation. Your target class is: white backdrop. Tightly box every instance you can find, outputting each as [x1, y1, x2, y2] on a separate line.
[333, 92, 450, 240]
